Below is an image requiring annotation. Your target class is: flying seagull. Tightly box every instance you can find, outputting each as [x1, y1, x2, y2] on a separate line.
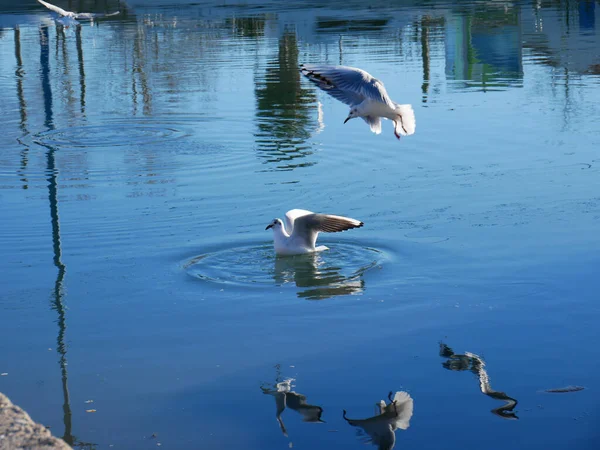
[36, 0, 120, 20]
[265, 209, 363, 256]
[300, 64, 416, 140]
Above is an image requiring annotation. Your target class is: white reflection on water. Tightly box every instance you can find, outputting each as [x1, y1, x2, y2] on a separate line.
[343, 391, 414, 450]
[261, 376, 324, 438]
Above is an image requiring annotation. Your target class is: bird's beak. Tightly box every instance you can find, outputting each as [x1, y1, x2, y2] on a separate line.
[265, 224, 273, 230]
[344, 116, 351, 124]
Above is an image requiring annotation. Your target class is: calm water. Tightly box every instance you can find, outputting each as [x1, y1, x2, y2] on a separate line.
[1, 1, 599, 449]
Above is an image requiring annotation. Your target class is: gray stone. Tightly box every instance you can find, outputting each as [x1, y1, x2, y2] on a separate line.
[0, 393, 71, 450]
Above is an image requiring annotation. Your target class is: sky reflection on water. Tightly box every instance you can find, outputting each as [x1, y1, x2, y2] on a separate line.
[0, 1, 599, 449]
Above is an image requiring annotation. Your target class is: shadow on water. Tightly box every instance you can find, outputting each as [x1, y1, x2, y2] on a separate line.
[439, 342, 518, 420]
[342, 390, 414, 450]
[39, 23, 96, 450]
[260, 366, 324, 439]
[254, 29, 317, 171]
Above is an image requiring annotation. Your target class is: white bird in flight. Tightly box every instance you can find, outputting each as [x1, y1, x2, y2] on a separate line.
[36, 0, 120, 20]
[265, 209, 363, 256]
[300, 64, 416, 140]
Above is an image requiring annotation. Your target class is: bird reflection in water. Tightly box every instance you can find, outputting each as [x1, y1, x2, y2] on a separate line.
[439, 342, 518, 420]
[260, 375, 324, 438]
[272, 252, 368, 300]
[343, 391, 414, 450]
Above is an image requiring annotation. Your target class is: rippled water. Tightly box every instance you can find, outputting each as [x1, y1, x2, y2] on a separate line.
[184, 242, 387, 299]
[0, 1, 599, 449]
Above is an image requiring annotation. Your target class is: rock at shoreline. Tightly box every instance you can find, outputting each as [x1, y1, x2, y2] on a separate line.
[0, 392, 71, 450]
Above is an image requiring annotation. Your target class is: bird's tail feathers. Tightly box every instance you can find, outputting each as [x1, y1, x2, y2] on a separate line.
[394, 104, 416, 136]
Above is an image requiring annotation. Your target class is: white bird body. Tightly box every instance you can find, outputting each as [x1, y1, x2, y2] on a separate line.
[300, 64, 415, 139]
[36, 0, 120, 20]
[266, 209, 363, 256]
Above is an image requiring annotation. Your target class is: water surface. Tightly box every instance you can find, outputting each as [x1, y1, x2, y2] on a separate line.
[0, 1, 599, 449]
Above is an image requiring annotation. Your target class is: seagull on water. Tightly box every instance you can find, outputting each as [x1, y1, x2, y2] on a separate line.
[36, 0, 120, 21]
[265, 209, 363, 256]
[300, 64, 416, 140]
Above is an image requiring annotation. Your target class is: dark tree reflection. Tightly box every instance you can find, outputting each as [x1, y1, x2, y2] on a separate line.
[226, 15, 266, 38]
[254, 29, 317, 171]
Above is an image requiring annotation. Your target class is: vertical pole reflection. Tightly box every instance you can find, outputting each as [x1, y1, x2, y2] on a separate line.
[75, 25, 86, 115]
[40, 26, 53, 130]
[562, 66, 571, 130]
[132, 26, 152, 115]
[420, 16, 430, 102]
[39, 24, 74, 447]
[15, 28, 27, 131]
[45, 139, 72, 444]
[15, 27, 29, 189]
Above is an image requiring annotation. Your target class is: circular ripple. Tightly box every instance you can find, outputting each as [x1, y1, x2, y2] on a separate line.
[183, 242, 388, 297]
[34, 121, 190, 148]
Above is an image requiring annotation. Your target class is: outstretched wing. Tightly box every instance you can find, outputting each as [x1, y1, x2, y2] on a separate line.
[37, 0, 120, 19]
[300, 64, 394, 108]
[387, 391, 414, 430]
[291, 213, 364, 248]
[284, 209, 314, 235]
[74, 11, 120, 20]
[346, 415, 396, 450]
[37, 0, 71, 16]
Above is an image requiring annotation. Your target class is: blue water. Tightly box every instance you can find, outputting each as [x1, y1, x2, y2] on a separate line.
[0, 1, 599, 449]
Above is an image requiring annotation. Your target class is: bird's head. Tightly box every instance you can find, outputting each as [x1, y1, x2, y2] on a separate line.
[344, 107, 359, 124]
[265, 218, 284, 231]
